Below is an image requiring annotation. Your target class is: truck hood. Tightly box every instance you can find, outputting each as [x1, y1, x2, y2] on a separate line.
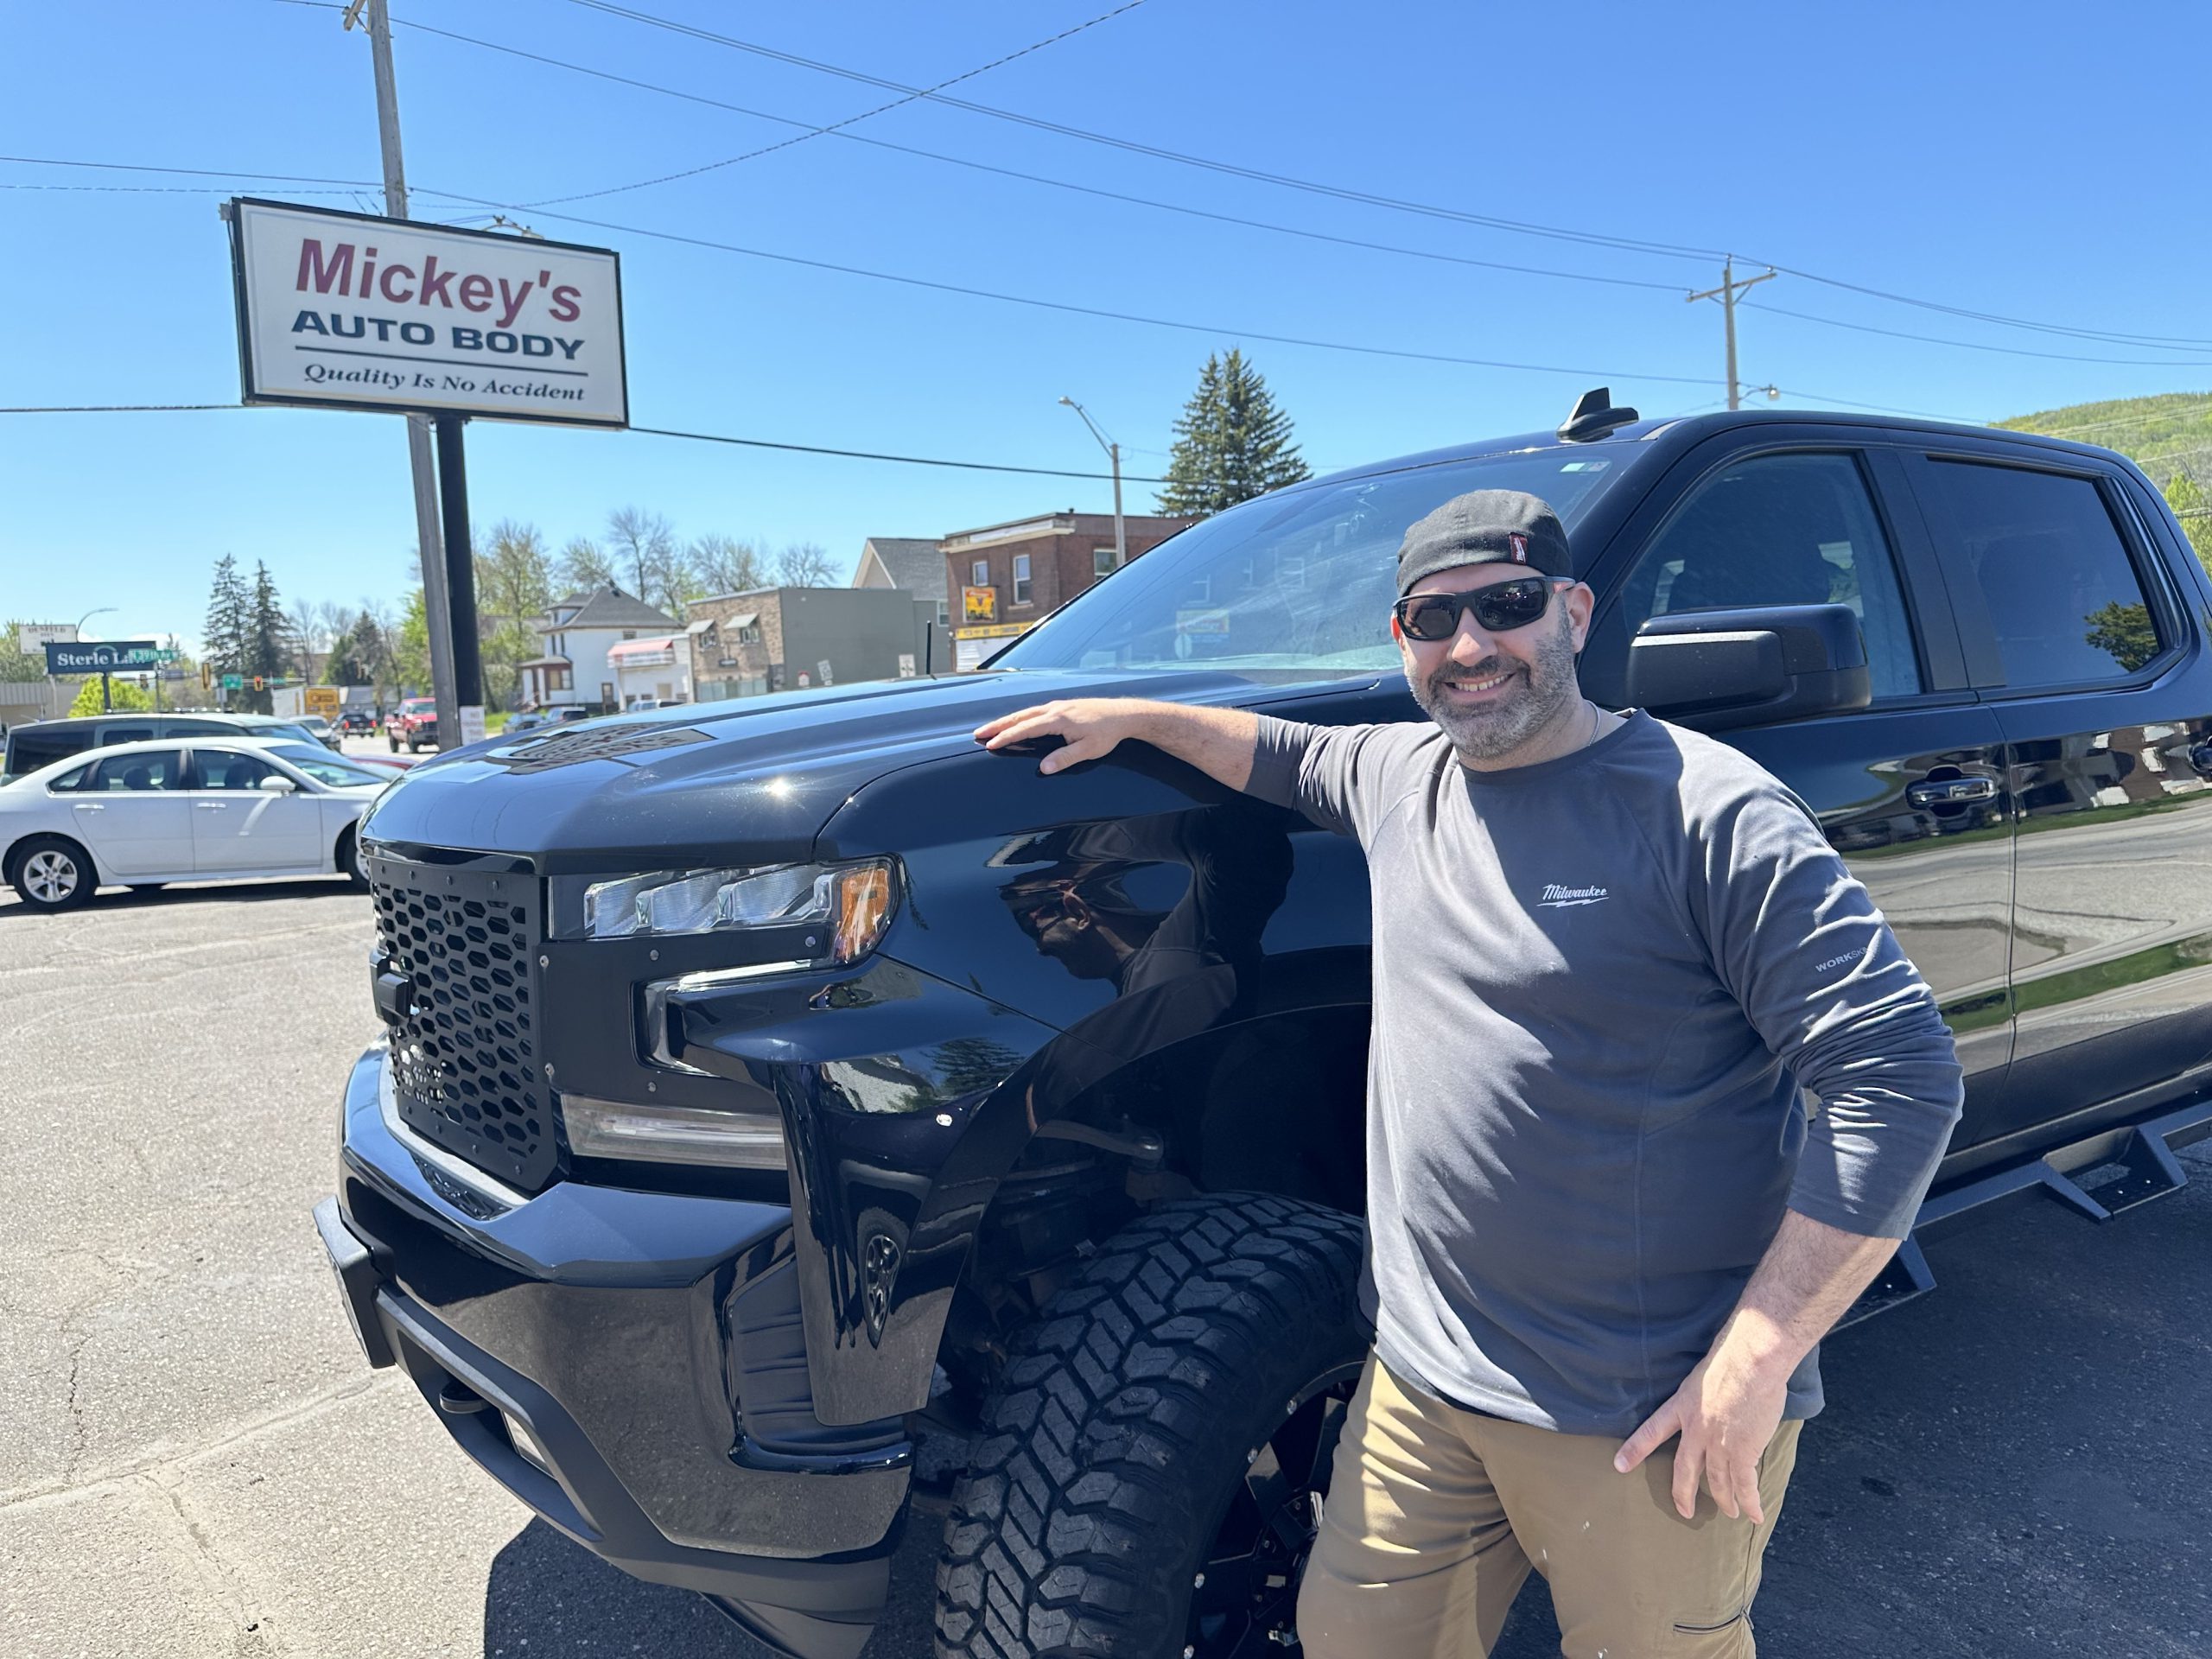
[356, 668, 1341, 872]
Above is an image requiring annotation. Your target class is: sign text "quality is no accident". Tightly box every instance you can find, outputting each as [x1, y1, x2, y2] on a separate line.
[227, 199, 629, 429]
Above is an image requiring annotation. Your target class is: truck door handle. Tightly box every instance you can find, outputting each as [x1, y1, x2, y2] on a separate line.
[1908, 777, 1997, 809]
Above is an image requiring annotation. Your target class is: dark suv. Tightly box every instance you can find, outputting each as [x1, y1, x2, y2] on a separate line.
[317, 401, 2212, 1659]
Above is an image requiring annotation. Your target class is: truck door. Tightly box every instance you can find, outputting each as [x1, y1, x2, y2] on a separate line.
[1580, 437, 2017, 1138]
[1906, 448, 2212, 1144]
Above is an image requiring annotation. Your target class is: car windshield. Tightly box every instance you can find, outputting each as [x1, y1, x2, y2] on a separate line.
[262, 743, 388, 788]
[992, 448, 1627, 681]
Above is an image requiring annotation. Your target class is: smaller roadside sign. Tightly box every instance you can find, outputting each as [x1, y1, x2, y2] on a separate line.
[963, 585, 998, 623]
[155, 648, 182, 664]
[304, 686, 341, 716]
[44, 639, 160, 674]
[221, 674, 244, 690]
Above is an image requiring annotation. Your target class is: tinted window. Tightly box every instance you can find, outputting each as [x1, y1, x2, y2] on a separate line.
[86, 750, 184, 791]
[166, 720, 232, 736]
[8, 728, 92, 776]
[1584, 452, 1921, 704]
[194, 749, 281, 790]
[1923, 461, 2162, 687]
[97, 724, 156, 746]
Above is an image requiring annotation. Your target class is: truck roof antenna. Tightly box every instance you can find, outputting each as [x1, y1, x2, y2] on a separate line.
[1558, 387, 1640, 443]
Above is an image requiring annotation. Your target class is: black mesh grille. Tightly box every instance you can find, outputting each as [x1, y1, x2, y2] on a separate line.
[369, 852, 559, 1192]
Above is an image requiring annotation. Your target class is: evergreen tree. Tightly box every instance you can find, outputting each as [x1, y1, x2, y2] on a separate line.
[244, 562, 292, 715]
[203, 556, 252, 692]
[1155, 348, 1311, 517]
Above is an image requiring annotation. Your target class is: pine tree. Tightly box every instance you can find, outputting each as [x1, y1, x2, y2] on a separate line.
[203, 556, 252, 702]
[244, 562, 292, 715]
[1155, 348, 1312, 517]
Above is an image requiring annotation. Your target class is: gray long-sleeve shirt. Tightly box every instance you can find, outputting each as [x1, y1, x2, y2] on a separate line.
[1246, 710, 1963, 1434]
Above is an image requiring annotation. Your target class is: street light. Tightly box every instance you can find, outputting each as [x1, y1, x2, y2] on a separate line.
[1058, 397, 1126, 578]
[73, 606, 117, 713]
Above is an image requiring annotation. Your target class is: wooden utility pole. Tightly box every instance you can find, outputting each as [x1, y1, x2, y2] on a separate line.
[1688, 258, 1779, 410]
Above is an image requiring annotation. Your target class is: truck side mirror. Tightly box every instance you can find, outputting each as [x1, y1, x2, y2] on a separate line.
[1625, 602, 1872, 732]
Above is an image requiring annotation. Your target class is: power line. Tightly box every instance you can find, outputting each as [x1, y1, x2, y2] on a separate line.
[0, 154, 1726, 388]
[1768, 264, 2212, 353]
[524, 0, 1149, 207]
[335, 15, 1686, 297]
[1743, 300, 2212, 369]
[555, 0, 1728, 265]
[2013, 398, 2212, 438]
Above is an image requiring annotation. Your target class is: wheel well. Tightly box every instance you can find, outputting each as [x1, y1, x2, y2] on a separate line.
[4, 831, 99, 890]
[934, 1007, 1369, 1414]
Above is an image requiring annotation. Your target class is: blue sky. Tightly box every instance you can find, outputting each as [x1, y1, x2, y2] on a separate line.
[6, 0, 2210, 653]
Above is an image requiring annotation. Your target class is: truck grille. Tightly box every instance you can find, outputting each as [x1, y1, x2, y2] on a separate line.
[367, 850, 560, 1192]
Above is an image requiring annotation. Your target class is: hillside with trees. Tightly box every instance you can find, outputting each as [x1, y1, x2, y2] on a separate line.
[1999, 391, 2212, 571]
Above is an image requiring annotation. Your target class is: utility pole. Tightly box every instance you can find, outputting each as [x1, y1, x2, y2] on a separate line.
[353, 0, 461, 745]
[1058, 397, 1126, 575]
[1687, 257, 1779, 411]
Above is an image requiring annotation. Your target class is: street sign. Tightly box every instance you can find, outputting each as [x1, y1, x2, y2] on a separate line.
[221, 674, 244, 690]
[16, 623, 77, 656]
[154, 649, 181, 664]
[43, 639, 160, 674]
[304, 686, 341, 717]
[157, 670, 187, 682]
[227, 199, 629, 429]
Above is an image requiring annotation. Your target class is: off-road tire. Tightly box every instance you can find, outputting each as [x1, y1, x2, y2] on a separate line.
[935, 1192, 1367, 1659]
[9, 834, 98, 912]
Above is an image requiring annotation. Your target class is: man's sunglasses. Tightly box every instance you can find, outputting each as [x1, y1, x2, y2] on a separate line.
[1392, 577, 1573, 642]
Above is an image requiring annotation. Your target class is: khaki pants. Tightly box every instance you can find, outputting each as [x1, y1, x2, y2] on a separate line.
[1297, 1354, 1802, 1658]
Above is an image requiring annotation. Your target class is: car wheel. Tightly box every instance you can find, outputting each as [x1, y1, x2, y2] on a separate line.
[337, 828, 369, 889]
[9, 835, 98, 912]
[936, 1193, 1368, 1659]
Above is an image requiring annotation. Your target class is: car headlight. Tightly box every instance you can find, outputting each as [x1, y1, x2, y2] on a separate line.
[570, 858, 898, 964]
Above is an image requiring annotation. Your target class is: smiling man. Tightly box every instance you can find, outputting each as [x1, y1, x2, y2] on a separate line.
[973, 488, 1962, 1657]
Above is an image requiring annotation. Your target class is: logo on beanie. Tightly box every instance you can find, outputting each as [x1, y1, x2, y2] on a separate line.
[1508, 532, 1529, 563]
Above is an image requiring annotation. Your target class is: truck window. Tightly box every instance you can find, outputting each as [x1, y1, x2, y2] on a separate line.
[1922, 461, 2163, 688]
[1586, 452, 1922, 705]
[6, 728, 92, 778]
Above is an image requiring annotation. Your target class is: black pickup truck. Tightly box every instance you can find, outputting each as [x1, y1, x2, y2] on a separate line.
[315, 397, 2212, 1659]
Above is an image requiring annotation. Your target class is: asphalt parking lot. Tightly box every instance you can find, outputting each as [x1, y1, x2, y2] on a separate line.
[3, 877, 2209, 1659]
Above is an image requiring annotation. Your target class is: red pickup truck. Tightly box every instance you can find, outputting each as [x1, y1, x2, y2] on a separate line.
[384, 698, 440, 753]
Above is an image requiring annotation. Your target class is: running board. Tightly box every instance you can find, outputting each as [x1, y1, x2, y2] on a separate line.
[1833, 1094, 2209, 1332]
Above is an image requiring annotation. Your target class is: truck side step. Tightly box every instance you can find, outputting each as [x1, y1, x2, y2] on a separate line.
[1833, 1094, 2208, 1332]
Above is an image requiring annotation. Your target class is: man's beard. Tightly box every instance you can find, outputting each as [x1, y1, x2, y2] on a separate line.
[1408, 613, 1581, 761]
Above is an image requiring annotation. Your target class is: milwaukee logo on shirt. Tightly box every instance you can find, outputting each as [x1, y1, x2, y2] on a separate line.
[1537, 883, 1610, 907]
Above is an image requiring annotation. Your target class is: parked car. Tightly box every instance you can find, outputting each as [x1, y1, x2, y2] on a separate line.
[315, 398, 2212, 1659]
[3, 713, 335, 785]
[0, 736, 390, 910]
[385, 697, 439, 753]
[296, 715, 343, 751]
[504, 707, 592, 736]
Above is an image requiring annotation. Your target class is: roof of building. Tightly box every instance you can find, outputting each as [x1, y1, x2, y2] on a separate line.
[856, 537, 947, 601]
[541, 585, 680, 632]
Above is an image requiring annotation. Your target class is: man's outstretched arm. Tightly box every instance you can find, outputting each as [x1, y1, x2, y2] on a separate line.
[974, 698, 1261, 791]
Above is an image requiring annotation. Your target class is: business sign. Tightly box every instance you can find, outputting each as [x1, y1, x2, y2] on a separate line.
[963, 585, 998, 623]
[304, 686, 341, 716]
[44, 639, 160, 674]
[16, 623, 78, 656]
[227, 199, 628, 429]
[952, 620, 1032, 673]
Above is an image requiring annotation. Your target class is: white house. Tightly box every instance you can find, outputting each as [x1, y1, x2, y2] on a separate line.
[516, 585, 682, 714]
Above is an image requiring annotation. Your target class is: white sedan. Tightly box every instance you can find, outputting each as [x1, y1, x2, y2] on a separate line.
[0, 737, 391, 912]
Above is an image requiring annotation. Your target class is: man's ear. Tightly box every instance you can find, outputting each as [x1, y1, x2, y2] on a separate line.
[1389, 613, 1404, 643]
[1566, 582, 1596, 651]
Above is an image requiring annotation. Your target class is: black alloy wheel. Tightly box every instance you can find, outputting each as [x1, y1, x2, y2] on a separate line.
[1187, 1367, 1359, 1657]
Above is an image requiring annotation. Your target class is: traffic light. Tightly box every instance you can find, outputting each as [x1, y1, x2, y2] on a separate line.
[252, 677, 266, 691]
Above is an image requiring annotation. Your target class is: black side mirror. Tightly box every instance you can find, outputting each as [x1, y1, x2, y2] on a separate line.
[1625, 602, 1871, 731]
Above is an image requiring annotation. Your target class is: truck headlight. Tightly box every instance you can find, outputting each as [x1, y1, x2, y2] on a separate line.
[573, 858, 898, 964]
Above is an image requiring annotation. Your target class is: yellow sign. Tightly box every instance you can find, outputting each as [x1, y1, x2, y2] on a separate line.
[304, 685, 341, 716]
[953, 622, 1030, 642]
[963, 584, 998, 623]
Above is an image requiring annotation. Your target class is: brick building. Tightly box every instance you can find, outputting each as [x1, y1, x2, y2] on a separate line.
[687, 587, 935, 700]
[941, 511, 1196, 636]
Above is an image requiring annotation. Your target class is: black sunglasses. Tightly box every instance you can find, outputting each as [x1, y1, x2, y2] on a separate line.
[1392, 577, 1573, 642]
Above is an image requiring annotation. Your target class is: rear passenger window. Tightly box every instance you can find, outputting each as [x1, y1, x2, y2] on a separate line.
[1585, 451, 1922, 703]
[1922, 461, 2162, 688]
[87, 751, 183, 791]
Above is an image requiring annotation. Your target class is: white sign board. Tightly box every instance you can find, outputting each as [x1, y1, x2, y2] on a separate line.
[15, 623, 78, 656]
[228, 199, 627, 429]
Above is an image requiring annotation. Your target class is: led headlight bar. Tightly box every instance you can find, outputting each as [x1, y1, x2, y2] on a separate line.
[575, 858, 897, 963]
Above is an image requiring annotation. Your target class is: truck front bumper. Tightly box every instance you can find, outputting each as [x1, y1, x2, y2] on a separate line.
[318, 1046, 911, 1659]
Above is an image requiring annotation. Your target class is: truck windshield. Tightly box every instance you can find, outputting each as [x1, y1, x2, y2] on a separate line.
[993, 448, 1628, 681]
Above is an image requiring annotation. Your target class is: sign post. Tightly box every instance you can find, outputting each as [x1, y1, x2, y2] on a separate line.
[226, 196, 627, 750]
